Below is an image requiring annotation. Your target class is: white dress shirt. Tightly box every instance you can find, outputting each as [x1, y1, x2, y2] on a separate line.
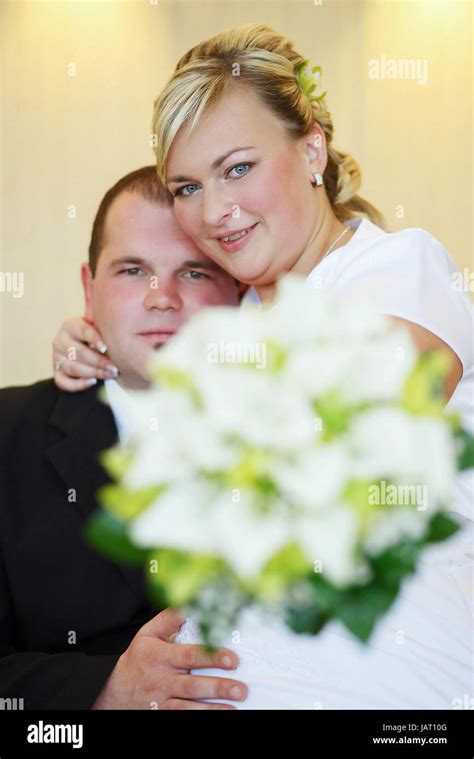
[103, 378, 135, 446]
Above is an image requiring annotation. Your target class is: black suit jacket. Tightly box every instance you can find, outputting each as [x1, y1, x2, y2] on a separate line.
[0, 379, 157, 709]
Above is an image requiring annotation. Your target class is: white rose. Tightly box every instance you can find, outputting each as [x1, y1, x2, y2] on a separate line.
[347, 408, 456, 509]
[210, 493, 290, 580]
[271, 443, 348, 511]
[294, 505, 366, 586]
[129, 480, 217, 554]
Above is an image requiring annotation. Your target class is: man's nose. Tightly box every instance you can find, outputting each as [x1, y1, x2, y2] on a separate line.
[143, 278, 182, 310]
[201, 184, 234, 228]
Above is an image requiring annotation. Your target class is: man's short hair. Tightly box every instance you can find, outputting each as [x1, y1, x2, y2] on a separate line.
[88, 166, 173, 276]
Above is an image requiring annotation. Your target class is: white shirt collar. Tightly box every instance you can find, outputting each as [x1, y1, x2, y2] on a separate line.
[103, 378, 135, 446]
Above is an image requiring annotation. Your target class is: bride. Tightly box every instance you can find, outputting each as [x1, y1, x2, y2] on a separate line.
[53, 24, 473, 708]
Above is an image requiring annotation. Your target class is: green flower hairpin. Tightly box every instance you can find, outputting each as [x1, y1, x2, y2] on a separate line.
[295, 60, 327, 102]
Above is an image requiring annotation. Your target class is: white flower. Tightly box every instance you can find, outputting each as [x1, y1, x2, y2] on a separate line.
[271, 444, 348, 511]
[340, 329, 418, 404]
[148, 304, 269, 377]
[261, 279, 329, 349]
[129, 480, 217, 554]
[282, 344, 356, 397]
[267, 274, 389, 348]
[130, 485, 292, 582]
[210, 493, 290, 580]
[196, 366, 315, 453]
[123, 391, 221, 489]
[364, 507, 428, 556]
[294, 506, 367, 586]
[347, 407, 456, 509]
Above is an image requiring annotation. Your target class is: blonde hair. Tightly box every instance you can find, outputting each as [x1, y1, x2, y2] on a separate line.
[152, 23, 385, 228]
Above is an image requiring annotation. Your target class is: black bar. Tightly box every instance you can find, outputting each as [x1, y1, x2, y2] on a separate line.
[0, 709, 471, 757]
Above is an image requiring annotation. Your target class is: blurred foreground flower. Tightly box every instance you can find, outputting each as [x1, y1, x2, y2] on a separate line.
[85, 276, 472, 648]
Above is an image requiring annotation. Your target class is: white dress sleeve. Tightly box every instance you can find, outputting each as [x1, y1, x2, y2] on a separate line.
[329, 227, 473, 373]
[325, 225, 474, 521]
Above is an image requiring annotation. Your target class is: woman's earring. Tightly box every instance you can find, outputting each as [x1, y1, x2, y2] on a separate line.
[313, 172, 324, 187]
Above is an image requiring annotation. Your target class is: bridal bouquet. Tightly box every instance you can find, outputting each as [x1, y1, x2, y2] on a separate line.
[86, 276, 472, 648]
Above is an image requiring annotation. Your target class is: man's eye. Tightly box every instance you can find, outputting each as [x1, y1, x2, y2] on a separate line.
[120, 267, 143, 276]
[174, 184, 200, 198]
[227, 162, 253, 179]
[183, 270, 209, 280]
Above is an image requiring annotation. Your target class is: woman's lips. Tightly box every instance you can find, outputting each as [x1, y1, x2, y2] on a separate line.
[216, 222, 259, 253]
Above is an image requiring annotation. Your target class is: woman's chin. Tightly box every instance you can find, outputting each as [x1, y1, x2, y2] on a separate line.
[228, 257, 277, 289]
[202, 243, 275, 289]
[241, 268, 278, 289]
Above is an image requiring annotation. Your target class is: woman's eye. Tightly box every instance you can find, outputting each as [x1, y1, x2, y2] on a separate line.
[227, 162, 253, 179]
[174, 184, 200, 198]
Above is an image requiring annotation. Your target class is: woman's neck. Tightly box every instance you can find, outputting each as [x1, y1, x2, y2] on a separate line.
[255, 211, 356, 305]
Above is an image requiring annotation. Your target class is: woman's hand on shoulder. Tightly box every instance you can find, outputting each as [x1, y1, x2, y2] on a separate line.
[53, 316, 119, 392]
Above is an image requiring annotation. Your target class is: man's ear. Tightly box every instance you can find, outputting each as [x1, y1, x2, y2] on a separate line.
[301, 122, 328, 178]
[81, 263, 95, 323]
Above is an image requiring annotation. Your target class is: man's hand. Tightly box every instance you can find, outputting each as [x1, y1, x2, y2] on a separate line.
[91, 608, 247, 710]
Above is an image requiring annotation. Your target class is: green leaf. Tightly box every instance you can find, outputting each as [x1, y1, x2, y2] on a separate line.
[310, 565, 399, 643]
[334, 584, 398, 643]
[83, 510, 150, 566]
[151, 365, 202, 408]
[146, 548, 228, 608]
[312, 390, 353, 440]
[286, 574, 398, 643]
[370, 539, 422, 588]
[256, 543, 312, 601]
[99, 446, 133, 480]
[145, 579, 169, 611]
[263, 338, 287, 372]
[285, 600, 329, 636]
[425, 512, 460, 543]
[223, 448, 276, 495]
[343, 480, 381, 532]
[296, 60, 327, 102]
[402, 351, 450, 416]
[278, 520, 460, 645]
[301, 538, 427, 643]
[455, 426, 474, 471]
[280, 574, 333, 635]
[283, 574, 366, 638]
[99, 482, 165, 521]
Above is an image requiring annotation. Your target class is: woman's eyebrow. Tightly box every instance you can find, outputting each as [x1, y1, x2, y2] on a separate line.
[168, 146, 256, 183]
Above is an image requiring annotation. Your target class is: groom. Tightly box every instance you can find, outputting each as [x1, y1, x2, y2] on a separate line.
[0, 166, 248, 710]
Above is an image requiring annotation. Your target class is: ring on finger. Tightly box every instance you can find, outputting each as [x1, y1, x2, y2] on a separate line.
[54, 356, 66, 372]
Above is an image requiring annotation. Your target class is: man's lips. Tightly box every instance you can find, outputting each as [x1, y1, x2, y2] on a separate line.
[139, 330, 176, 335]
[138, 330, 176, 344]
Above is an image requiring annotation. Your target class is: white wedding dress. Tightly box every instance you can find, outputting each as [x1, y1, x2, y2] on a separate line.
[175, 522, 473, 709]
[176, 219, 474, 709]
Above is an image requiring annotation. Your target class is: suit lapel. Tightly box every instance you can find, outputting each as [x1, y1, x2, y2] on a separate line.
[45, 383, 148, 604]
[46, 382, 117, 519]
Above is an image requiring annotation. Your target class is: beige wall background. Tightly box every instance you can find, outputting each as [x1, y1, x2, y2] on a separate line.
[0, 0, 472, 387]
